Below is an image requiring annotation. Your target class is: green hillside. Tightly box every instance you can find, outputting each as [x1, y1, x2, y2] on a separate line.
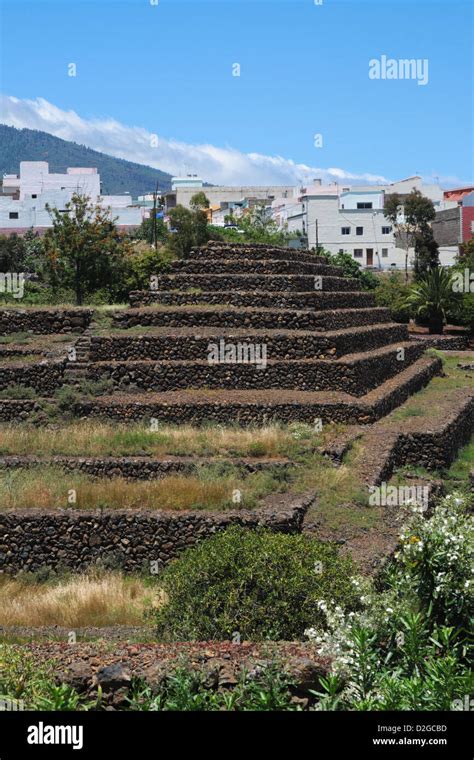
[0, 124, 172, 196]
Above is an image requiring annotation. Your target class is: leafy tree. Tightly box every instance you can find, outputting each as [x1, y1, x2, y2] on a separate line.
[0, 233, 27, 273]
[167, 204, 210, 257]
[125, 242, 174, 291]
[42, 193, 131, 305]
[215, 205, 293, 246]
[403, 267, 460, 334]
[133, 215, 168, 246]
[384, 190, 438, 280]
[0, 230, 45, 275]
[190, 191, 210, 210]
[458, 237, 474, 263]
[413, 224, 439, 279]
[447, 239, 474, 333]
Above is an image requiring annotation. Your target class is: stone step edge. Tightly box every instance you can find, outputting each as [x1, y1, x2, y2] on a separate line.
[0, 454, 294, 478]
[89, 322, 404, 341]
[114, 305, 389, 316]
[68, 356, 442, 426]
[0, 357, 442, 425]
[354, 392, 474, 487]
[0, 490, 314, 524]
[81, 340, 421, 369]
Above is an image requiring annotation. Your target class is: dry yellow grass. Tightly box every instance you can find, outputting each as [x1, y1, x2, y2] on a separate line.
[0, 420, 337, 459]
[0, 572, 156, 627]
[0, 468, 259, 511]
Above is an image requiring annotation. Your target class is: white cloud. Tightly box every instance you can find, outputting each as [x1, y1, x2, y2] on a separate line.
[0, 94, 395, 187]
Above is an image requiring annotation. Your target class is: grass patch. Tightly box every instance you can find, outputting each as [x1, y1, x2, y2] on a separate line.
[0, 465, 291, 511]
[0, 571, 156, 627]
[445, 440, 474, 483]
[0, 420, 338, 459]
[0, 332, 31, 345]
[385, 352, 474, 425]
[0, 420, 382, 527]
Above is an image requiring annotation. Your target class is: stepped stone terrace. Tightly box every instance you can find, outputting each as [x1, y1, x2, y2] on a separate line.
[1, 241, 472, 578]
[72, 241, 441, 425]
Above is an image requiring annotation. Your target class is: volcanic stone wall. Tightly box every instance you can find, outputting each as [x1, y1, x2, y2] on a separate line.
[392, 396, 474, 471]
[88, 325, 408, 362]
[113, 307, 327, 331]
[74, 355, 442, 426]
[0, 455, 291, 480]
[138, 274, 360, 294]
[128, 291, 376, 310]
[409, 334, 470, 350]
[84, 343, 423, 396]
[191, 243, 327, 263]
[112, 306, 392, 332]
[0, 399, 37, 421]
[169, 259, 343, 275]
[0, 309, 92, 335]
[0, 360, 65, 394]
[0, 497, 310, 574]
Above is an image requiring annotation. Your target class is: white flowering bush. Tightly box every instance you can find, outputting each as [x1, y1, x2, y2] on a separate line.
[305, 493, 473, 710]
[395, 490, 473, 629]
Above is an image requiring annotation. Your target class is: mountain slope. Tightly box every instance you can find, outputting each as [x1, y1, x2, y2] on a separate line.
[0, 124, 172, 196]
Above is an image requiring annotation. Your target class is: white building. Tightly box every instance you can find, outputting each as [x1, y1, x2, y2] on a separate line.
[0, 162, 143, 233]
[287, 176, 456, 270]
[163, 176, 296, 212]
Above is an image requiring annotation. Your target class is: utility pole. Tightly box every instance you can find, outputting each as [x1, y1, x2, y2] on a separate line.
[152, 181, 159, 248]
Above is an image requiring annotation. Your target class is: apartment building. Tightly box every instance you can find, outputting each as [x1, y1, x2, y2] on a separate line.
[287, 176, 456, 269]
[0, 161, 143, 234]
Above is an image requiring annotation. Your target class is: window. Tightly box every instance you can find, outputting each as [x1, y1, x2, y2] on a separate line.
[9, 212, 19, 219]
[31, 194, 37, 199]
[354, 249, 363, 258]
[381, 248, 388, 258]
[382, 226, 392, 235]
[338, 249, 344, 253]
[357, 202, 373, 209]
[356, 226, 363, 235]
[341, 226, 350, 235]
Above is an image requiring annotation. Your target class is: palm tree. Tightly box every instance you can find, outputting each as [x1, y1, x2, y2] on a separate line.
[403, 267, 458, 334]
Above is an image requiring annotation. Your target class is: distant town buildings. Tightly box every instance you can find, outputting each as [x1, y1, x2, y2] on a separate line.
[163, 176, 295, 214]
[0, 162, 144, 234]
[2, 164, 472, 270]
[285, 176, 468, 270]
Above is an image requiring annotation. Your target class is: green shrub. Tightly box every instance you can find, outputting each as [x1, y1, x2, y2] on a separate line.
[0, 384, 37, 399]
[153, 527, 358, 641]
[374, 271, 412, 323]
[320, 250, 378, 290]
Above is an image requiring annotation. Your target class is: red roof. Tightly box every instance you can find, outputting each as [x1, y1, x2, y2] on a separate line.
[443, 187, 474, 202]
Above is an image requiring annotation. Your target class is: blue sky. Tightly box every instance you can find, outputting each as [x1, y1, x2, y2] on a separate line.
[0, 0, 473, 186]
